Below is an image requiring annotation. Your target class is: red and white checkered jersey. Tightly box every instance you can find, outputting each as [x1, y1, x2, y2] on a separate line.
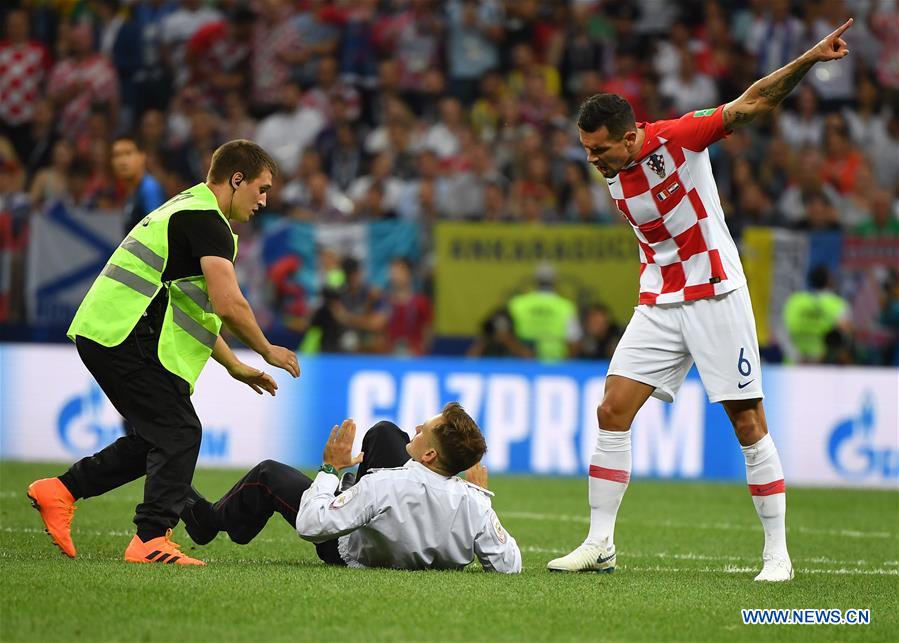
[607, 104, 746, 305]
[47, 54, 118, 135]
[0, 41, 50, 126]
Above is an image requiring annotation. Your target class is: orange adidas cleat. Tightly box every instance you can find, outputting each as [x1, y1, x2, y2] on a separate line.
[124, 529, 206, 566]
[27, 478, 77, 558]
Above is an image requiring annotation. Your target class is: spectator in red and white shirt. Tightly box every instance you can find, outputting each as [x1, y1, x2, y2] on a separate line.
[250, 0, 304, 117]
[185, 6, 255, 107]
[0, 9, 51, 161]
[159, 0, 222, 90]
[373, 1, 444, 94]
[46, 23, 119, 139]
[301, 55, 361, 125]
[870, 0, 899, 93]
[548, 18, 858, 585]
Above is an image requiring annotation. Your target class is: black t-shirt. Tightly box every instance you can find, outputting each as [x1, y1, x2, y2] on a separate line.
[161, 209, 234, 281]
[144, 210, 234, 323]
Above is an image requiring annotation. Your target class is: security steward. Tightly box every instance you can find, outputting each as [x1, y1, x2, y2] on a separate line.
[27, 140, 300, 566]
[508, 262, 581, 361]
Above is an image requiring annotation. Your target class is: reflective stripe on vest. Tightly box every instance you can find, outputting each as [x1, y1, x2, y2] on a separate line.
[101, 264, 157, 298]
[174, 280, 213, 313]
[172, 305, 217, 349]
[121, 235, 165, 272]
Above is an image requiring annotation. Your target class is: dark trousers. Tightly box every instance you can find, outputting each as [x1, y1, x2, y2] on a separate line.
[59, 317, 202, 536]
[202, 421, 410, 563]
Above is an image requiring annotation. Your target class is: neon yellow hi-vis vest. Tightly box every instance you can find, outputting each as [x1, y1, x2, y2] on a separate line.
[67, 183, 237, 392]
[782, 290, 848, 361]
[508, 290, 577, 361]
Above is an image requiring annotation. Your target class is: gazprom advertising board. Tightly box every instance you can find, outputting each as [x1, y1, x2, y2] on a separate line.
[1, 344, 896, 489]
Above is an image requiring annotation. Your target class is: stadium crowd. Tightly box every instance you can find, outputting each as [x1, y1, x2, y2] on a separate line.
[1, 0, 897, 364]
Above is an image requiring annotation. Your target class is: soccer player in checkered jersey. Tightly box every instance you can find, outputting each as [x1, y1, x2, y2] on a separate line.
[547, 18, 856, 581]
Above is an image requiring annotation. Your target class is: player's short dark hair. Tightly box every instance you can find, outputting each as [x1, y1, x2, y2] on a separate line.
[227, 6, 257, 24]
[432, 402, 487, 475]
[577, 93, 636, 139]
[70, 158, 92, 178]
[809, 265, 831, 290]
[208, 139, 279, 184]
[112, 134, 142, 151]
[342, 256, 361, 276]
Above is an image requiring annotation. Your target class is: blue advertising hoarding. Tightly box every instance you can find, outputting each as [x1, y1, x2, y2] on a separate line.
[1, 345, 896, 488]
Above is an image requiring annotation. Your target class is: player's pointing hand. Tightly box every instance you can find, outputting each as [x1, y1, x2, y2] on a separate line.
[810, 17, 853, 62]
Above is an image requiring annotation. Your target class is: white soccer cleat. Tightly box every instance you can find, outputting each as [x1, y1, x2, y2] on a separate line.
[754, 556, 794, 582]
[547, 541, 616, 573]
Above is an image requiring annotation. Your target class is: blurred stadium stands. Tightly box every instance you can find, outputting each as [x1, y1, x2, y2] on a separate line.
[1, 0, 897, 365]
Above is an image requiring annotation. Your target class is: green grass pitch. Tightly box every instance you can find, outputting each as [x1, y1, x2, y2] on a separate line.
[1, 461, 896, 642]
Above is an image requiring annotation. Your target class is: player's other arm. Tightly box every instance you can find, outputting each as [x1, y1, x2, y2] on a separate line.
[723, 18, 853, 130]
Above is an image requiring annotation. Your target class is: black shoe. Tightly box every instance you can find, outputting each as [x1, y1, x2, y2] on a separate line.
[180, 486, 218, 545]
[337, 472, 356, 495]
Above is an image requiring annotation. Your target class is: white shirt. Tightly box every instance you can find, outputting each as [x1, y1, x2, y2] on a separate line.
[296, 460, 522, 573]
[347, 175, 406, 211]
[160, 7, 221, 88]
[659, 73, 719, 115]
[254, 107, 325, 176]
[777, 112, 824, 149]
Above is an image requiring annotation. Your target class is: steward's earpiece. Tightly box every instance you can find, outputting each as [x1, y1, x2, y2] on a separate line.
[231, 173, 243, 191]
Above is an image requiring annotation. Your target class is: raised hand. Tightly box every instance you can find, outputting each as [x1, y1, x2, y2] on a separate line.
[323, 418, 364, 471]
[809, 18, 853, 62]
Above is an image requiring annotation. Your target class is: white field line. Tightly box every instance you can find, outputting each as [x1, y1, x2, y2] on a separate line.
[503, 511, 897, 540]
[4, 527, 896, 575]
[623, 564, 899, 577]
[5, 492, 896, 539]
[520, 546, 891, 568]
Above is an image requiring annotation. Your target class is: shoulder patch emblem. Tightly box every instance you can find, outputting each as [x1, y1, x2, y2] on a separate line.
[693, 108, 716, 117]
[490, 511, 507, 544]
[330, 484, 360, 509]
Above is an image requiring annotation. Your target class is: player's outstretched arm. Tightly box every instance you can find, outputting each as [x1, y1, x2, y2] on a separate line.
[723, 17, 853, 130]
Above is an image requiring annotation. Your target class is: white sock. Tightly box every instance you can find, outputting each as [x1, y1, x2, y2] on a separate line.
[741, 433, 789, 561]
[586, 429, 631, 547]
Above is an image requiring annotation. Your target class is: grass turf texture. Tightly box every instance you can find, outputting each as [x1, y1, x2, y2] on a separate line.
[1, 461, 896, 642]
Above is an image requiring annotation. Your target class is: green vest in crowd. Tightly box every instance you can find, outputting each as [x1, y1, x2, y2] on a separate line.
[782, 290, 848, 361]
[508, 290, 577, 361]
[68, 183, 237, 393]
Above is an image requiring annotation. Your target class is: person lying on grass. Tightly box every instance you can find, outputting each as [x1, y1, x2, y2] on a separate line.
[181, 403, 521, 572]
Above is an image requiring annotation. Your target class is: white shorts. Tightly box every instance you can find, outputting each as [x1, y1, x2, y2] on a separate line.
[608, 286, 764, 403]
